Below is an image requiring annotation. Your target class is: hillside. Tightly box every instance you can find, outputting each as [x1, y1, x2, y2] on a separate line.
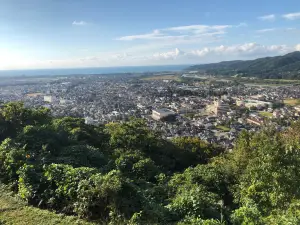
[0, 102, 300, 224]
[186, 51, 300, 79]
[0, 185, 95, 225]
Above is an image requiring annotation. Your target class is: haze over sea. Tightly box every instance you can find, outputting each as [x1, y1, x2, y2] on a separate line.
[0, 65, 188, 77]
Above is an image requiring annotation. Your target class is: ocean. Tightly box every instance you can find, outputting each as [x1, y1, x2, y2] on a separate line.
[0, 65, 189, 77]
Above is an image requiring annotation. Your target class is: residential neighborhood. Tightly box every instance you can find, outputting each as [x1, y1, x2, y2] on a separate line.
[1, 73, 300, 150]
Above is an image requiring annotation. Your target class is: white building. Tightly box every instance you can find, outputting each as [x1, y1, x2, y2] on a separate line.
[44, 96, 56, 103]
[152, 108, 176, 120]
[85, 117, 99, 125]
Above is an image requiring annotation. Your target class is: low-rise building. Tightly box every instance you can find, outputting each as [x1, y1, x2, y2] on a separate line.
[214, 100, 230, 115]
[152, 108, 176, 121]
[44, 96, 56, 103]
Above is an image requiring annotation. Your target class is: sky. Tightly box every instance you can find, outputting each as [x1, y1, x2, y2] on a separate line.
[1, 0, 300, 70]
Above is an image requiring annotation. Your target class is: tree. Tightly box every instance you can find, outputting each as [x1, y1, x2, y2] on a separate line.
[232, 128, 300, 223]
[0, 102, 51, 141]
[0, 138, 25, 184]
[172, 137, 223, 166]
[167, 183, 220, 221]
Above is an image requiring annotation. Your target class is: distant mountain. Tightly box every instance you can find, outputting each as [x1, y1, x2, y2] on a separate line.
[186, 51, 300, 79]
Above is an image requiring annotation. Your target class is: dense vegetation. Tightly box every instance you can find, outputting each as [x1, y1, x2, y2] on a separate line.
[1, 102, 300, 224]
[187, 51, 300, 79]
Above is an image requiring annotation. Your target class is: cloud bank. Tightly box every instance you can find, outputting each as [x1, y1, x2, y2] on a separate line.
[282, 12, 300, 20]
[6, 43, 297, 70]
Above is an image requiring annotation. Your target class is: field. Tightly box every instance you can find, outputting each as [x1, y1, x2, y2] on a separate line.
[0, 185, 95, 225]
[259, 111, 273, 118]
[284, 98, 300, 106]
[141, 75, 181, 81]
[216, 125, 230, 132]
[266, 79, 300, 83]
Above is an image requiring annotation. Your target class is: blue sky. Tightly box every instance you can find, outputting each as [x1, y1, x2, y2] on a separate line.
[1, 0, 300, 69]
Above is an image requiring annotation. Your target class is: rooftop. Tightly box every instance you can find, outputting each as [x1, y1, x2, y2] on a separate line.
[153, 108, 175, 114]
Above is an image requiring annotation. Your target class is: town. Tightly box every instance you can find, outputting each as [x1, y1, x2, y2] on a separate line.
[1, 72, 300, 150]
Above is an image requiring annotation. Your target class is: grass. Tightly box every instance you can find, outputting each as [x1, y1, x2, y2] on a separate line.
[266, 79, 300, 83]
[0, 184, 96, 225]
[216, 125, 230, 132]
[141, 75, 181, 81]
[259, 111, 273, 118]
[283, 98, 300, 106]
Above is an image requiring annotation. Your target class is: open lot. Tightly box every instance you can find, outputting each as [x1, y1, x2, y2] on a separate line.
[216, 125, 230, 132]
[284, 98, 300, 106]
[259, 111, 273, 118]
[141, 75, 181, 81]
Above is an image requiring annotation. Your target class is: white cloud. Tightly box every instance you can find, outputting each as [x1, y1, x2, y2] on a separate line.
[2, 42, 298, 70]
[72, 20, 88, 26]
[258, 14, 276, 21]
[116, 30, 162, 41]
[282, 12, 300, 20]
[152, 48, 184, 60]
[116, 24, 233, 42]
[111, 53, 131, 60]
[166, 24, 231, 33]
[189, 43, 291, 58]
[286, 28, 296, 31]
[256, 28, 276, 33]
[48, 43, 294, 68]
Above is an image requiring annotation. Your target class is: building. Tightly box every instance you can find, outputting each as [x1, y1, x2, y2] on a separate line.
[236, 99, 272, 109]
[59, 99, 71, 105]
[152, 108, 176, 121]
[273, 110, 281, 118]
[44, 96, 56, 103]
[246, 116, 264, 126]
[294, 106, 300, 112]
[84, 117, 99, 125]
[247, 118, 263, 126]
[214, 100, 230, 115]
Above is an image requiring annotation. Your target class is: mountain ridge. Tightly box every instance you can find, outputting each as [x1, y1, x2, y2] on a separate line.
[186, 51, 300, 79]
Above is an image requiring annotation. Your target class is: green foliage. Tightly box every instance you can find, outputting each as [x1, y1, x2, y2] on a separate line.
[167, 183, 220, 220]
[115, 150, 160, 181]
[105, 119, 158, 151]
[0, 102, 51, 141]
[177, 216, 225, 225]
[231, 202, 263, 225]
[3, 101, 300, 224]
[0, 138, 25, 183]
[52, 117, 108, 147]
[56, 145, 107, 169]
[106, 119, 207, 172]
[18, 164, 45, 204]
[17, 125, 66, 157]
[43, 164, 98, 212]
[172, 136, 223, 165]
[74, 170, 127, 219]
[0, 183, 95, 225]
